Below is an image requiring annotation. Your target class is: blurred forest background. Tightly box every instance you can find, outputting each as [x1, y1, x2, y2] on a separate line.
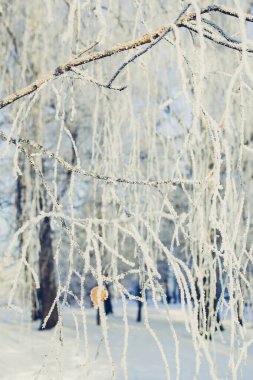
[0, 1, 253, 379]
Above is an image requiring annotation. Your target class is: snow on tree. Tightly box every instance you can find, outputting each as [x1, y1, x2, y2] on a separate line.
[0, 1, 253, 379]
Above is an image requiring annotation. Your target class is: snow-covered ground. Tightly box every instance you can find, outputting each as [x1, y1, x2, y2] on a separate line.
[1, 302, 253, 380]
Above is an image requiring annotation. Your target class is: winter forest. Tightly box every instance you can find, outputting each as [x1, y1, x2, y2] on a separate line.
[0, 1, 253, 379]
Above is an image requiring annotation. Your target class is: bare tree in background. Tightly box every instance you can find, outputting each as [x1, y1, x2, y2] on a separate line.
[39, 215, 58, 329]
[0, 1, 253, 379]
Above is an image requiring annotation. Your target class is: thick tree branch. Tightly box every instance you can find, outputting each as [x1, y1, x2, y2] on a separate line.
[0, 25, 171, 110]
[0, 4, 253, 110]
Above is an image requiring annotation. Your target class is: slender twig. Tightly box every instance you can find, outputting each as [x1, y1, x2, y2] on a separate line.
[181, 22, 253, 54]
[201, 18, 241, 45]
[74, 41, 99, 57]
[106, 3, 191, 88]
[70, 67, 126, 91]
[186, 4, 253, 23]
[2, 19, 18, 55]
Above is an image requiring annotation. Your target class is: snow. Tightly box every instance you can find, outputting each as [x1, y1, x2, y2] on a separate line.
[1, 303, 253, 380]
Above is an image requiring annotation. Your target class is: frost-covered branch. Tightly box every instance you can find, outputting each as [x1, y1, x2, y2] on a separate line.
[181, 22, 253, 54]
[0, 130, 203, 187]
[1, 4, 253, 110]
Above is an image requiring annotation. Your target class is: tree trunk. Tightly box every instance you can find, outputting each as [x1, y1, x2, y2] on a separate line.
[31, 287, 42, 321]
[165, 277, 172, 304]
[96, 284, 113, 325]
[136, 300, 143, 322]
[104, 284, 113, 315]
[39, 216, 58, 329]
[136, 283, 143, 322]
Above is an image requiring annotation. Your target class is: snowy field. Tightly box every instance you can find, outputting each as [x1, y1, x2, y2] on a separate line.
[1, 303, 253, 380]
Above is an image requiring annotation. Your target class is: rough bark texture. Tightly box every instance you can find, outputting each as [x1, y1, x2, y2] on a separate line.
[39, 216, 58, 329]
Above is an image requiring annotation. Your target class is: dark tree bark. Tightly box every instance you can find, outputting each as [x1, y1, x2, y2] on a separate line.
[165, 276, 172, 304]
[237, 300, 243, 327]
[31, 288, 42, 321]
[16, 175, 24, 225]
[136, 283, 143, 322]
[104, 284, 113, 315]
[96, 284, 113, 325]
[15, 167, 26, 262]
[16, 161, 42, 321]
[39, 216, 58, 329]
[136, 301, 143, 322]
[96, 308, 100, 326]
[16, 163, 41, 321]
[195, 274, 224, 340]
